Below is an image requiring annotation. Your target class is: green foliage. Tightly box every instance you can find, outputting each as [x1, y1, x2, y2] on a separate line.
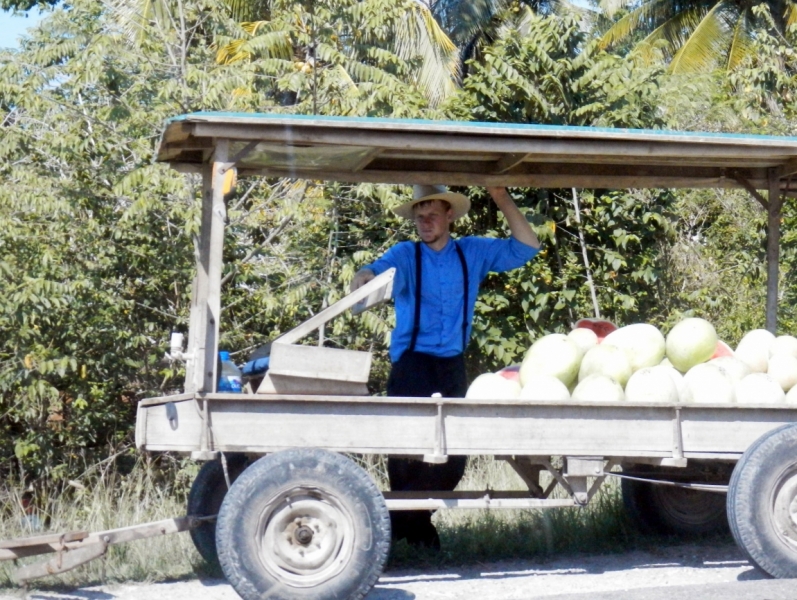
[215, 0, 459, 110]
[596, 0, 797, 75]
[448, 9, 668, 127]
[3, 0, 797, 495]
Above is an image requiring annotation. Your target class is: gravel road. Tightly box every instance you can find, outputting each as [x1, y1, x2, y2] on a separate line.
[3, 540, 796, 600]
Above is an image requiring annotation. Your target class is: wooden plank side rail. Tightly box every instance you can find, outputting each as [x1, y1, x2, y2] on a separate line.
[137, 393, 797, 459]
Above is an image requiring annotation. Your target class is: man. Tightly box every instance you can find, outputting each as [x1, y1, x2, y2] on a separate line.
[351, 184, 541, 548]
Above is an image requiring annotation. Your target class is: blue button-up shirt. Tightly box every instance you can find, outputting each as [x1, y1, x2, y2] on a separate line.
[365, 236, 539, 362]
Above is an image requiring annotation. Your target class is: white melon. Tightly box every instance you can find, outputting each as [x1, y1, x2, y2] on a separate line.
[466, 373, 521, 400]
[518, 375, 571, 402]
[735, 373, 785, 404]
[578, 344, 632, 387]
[520, 334, 582, 388]
[768, 354, 797, 392]
[624, 367, 679, 403]
[665, 318, 718, 373]
[654, 365, 687, 402]
[709, 356, 751, 385]
[567, 328, 598, 358]
[603, 323, 666, 372]
[770, 335, 797, 359]
[786, 385, 797, 403]
[735, 329, 776, 373]
[571, 374, 625, 402]
[682, 363, 734, 404]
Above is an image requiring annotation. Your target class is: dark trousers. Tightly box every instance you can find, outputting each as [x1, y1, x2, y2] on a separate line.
[387, 351, 468, 548]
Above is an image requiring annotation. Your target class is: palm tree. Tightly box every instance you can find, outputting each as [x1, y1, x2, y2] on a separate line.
[216, 0, 461, 108]
[596, 0, 797, 73]
[426, 0, 586, 73]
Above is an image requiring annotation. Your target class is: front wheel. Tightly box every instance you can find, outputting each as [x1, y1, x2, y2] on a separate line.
[728, 423, 797, 578]
[215, 448, 391, 600]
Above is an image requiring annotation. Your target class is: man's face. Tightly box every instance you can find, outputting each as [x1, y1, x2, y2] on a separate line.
[413, 200, 453, 246]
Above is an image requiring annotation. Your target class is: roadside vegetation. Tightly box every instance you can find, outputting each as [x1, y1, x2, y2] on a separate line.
[0, 0, 788, 588]
[0, 454, 704, 588]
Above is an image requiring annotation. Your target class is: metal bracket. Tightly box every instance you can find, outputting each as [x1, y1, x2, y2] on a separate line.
[565, 457, 604, 506]
[422, 402, 448, 464]
[672, 407, 684, 461]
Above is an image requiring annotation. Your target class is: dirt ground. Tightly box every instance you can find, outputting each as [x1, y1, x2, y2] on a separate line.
[2, 539, 796, 600]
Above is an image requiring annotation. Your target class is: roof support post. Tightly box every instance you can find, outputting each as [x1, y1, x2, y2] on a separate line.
[186, 140, 231, 393]
[766, 167, 784, 334]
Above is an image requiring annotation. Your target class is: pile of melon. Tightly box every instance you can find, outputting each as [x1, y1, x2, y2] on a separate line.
[466, 317, 797, 404]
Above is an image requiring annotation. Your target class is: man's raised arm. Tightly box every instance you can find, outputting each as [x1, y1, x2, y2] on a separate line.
[487, 187, 540, 249]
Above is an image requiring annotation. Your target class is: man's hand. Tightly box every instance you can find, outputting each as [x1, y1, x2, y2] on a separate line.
[487, 187, 540, 249]
[350, 268, 376, 292]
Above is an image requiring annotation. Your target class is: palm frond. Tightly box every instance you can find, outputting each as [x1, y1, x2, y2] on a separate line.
[437, 0, 509, 45]
[598, 0, 636, 19]
[109, 0, 173, 43]
[598, 0, 676, 50]
[726, 7, 752, 71]
[669, 3, 731, 74]
[785, 1, 797, 29]
[224, 0, 270, 22]
[392, 2, 460, 106]
[217, 28, 292, 64]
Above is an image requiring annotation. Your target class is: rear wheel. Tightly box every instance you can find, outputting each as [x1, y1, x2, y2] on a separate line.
[728, 423, 797, 578]
[216, 448, 390, 600]
[187, 453, 249, 568]
[621, 463, 730, 536]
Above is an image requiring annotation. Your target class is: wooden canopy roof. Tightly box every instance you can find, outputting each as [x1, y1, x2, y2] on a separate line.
[157, 112, 797, 193]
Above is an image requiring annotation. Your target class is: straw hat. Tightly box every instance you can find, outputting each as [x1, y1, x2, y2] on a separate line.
[393, 185, 470, 221]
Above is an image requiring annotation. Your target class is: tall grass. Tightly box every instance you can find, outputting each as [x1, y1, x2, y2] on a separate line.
[0, 455, 201, 590]
[0, 454, 655, 591]
[389, 456, 640, 567]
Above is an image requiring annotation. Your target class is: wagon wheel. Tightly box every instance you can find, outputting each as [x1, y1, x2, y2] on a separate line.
[215, 448, 391, 600]
[728, 423, 797, 578]
[187, 453, 250, 569]
[621, 462, 729, 536]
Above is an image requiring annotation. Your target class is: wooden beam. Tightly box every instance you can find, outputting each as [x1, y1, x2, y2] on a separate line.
[177, 116, 797, 150]
[236, 166, 759, 190]
[188, 122, 796, 162]
[732, 171, 769, 210]
[352, 148, 382, 172]
[766, 167, 784, 333]
[189, 141, 232, 395]
[493, 152, 529, 174]
[221, 140, 259, 173]
[202, 140, 231, 393]
[781, 157, 797, 177]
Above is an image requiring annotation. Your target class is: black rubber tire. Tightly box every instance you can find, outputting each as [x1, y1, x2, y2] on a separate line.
[621, 464, 729, 536]
[727, 423, 797, 578]
[216, 448, 391, 600]
[187, 453, 250, 568]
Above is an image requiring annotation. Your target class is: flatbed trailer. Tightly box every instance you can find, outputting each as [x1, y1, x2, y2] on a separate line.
[12, 113, 797, 599]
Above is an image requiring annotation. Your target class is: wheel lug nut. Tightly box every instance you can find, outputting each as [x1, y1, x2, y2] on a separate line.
[295, 525, 314, 545]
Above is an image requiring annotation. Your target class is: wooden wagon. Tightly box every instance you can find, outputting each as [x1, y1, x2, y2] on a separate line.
[13, 113, 797, 599]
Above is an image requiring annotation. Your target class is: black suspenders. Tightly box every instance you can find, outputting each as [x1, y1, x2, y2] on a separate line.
[408, 241, 469, 354]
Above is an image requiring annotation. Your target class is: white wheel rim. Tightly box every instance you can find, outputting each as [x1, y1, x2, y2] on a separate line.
[771, 466, 797, 551]
[257, 486, 355, 588]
